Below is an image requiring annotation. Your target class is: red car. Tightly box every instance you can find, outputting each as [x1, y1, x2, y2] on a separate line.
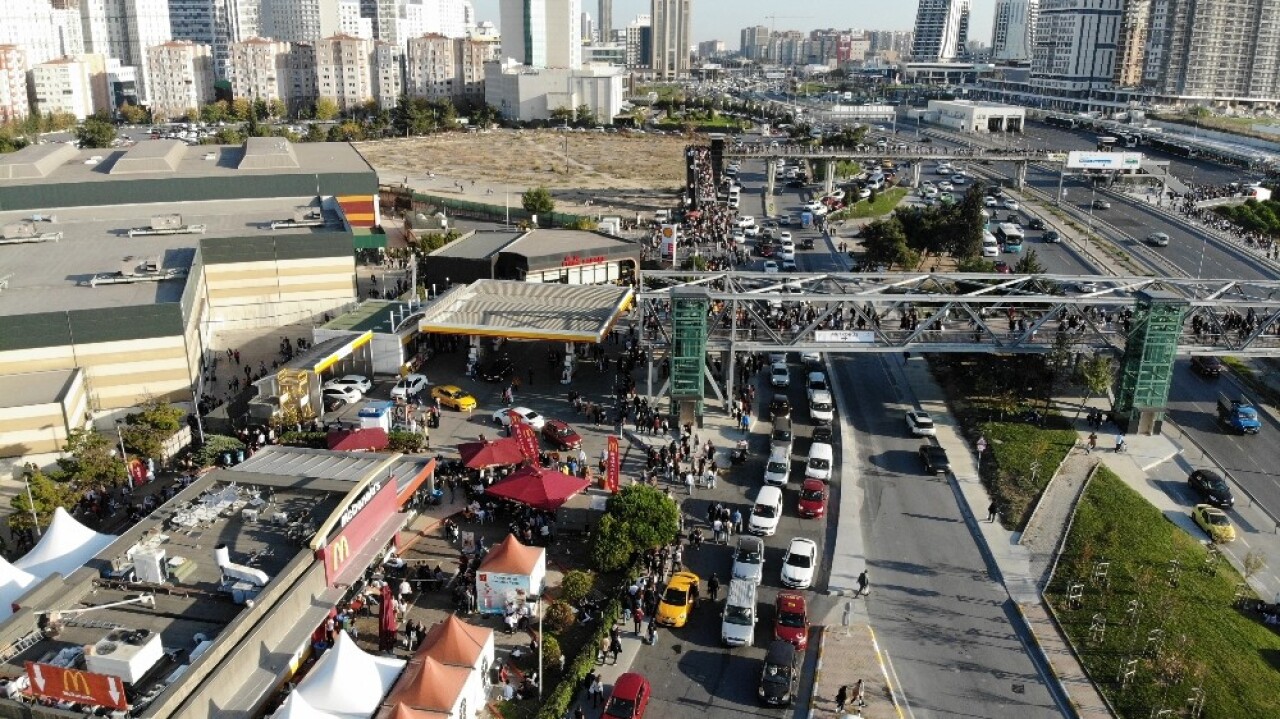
[541, 419, 582, 449]
[604, 672, 651, 719]
[759, 243, 776, 257]
[797, 479, 827, 518]
[774, 592, 809, 649]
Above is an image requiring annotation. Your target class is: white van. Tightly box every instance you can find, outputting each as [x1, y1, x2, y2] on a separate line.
[763, 447, 790, 486]
[982, 231, 1000, 258]
[749, 486, 784, 536]
[805, 442, 834, 482]
[721, 578, 758, 647]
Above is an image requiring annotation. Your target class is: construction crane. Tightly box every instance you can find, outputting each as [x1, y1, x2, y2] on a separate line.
[763, 15, 811, 34]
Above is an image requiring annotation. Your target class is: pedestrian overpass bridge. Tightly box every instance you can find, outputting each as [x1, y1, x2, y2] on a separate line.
[637, 270, 1280, 432]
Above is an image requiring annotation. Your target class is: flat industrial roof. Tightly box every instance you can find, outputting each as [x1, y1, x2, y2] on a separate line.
[0, 197, 342, 317]
[0, 139, 375, 188]
[501, 229, 635, 259]
[418, 279, 633, 343]
[235, 446, 433, 498]
[431, 230, 522, 259]
[0, 369, 79, 408]
[321, 299, 425, 335]
[2, 478, 344, 712]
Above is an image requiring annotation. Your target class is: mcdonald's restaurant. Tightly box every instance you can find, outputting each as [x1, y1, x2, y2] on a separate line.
[0, 445, 435, 718]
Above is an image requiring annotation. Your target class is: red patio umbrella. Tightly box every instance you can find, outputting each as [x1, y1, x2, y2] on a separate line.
[378, 582, 398, 652]
[458, 437, 525, 469]
[484, 465, 590, 511]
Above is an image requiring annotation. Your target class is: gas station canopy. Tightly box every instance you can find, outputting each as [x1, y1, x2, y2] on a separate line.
[418, 280, 634, 343]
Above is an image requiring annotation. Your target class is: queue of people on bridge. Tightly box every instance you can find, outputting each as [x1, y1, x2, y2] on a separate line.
[733, 143, 1049, 158]
[1171, 185, 1279, 261]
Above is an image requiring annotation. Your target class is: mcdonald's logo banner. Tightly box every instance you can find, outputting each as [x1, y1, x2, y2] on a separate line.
[24, 662, 128, 710]
[605, 435, 621, 493]
[319, 479, 398, 586]
[513, 421, 540, 461]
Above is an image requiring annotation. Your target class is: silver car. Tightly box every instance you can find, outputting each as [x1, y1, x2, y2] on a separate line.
[732, 535, 765, 584]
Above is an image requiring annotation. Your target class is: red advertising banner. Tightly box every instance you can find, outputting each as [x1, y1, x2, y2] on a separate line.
[25, 662, 128, 710]
[513, 421, 540, 462]
[318, 478, 398, 586]
[605, 435, 621, 493]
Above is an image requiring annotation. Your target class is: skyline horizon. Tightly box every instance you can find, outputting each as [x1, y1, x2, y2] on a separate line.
[471, 0, 999, 50]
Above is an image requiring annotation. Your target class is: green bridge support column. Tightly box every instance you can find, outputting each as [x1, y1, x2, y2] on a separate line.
[670, 286, 711, 425]
[1114, 290, 1189, 435]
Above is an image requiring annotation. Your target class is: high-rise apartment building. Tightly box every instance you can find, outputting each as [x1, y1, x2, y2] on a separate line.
[230, 36, 291, 104]
[339, 0, 375, 38]
[287, 40, 317, 114]
[650, 0, 689, 79]
[991, 0, 1037, 63]
[500, 0, 581, 68]
[314, 33, 373, 112]
[372, 40, 400, 108]
[624, 14, 650, 68]
[740, 25, 768, 61]
[79, 0, 173, 102]
[1141, 0, 1280, 101]
[697, 39, 723, 59]
[0, 0, 82, 68]
[1030, 0, 1120, 93]
[397, 0, 473, 49]
[405, 32, 496, 104]
[598, 0, 612, 44]
[146, 39, 214, 119]
[169, 0, 262, 79]
[1112, 0, 1149, 86]
[582, 12, 593, 44]
[31, 56, 97, 118]
[261, 0, 342, 44]
[0, 46, 30, 124]
[911, 0, 970, 61]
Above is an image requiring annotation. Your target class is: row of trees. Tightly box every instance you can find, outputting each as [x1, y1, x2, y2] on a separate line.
[860, 184, 987, 269]
[1214, 198, 1280, 238]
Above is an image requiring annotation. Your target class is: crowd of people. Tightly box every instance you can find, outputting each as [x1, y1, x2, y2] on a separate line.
[1170, 184, 1280, 260]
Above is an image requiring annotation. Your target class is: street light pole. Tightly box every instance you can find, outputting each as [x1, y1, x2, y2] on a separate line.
[536, 594, 543, 699]
[22, 472, 40, 538]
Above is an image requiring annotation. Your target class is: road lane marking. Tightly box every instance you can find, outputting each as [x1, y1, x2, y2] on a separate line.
[868, 626, 911, 719]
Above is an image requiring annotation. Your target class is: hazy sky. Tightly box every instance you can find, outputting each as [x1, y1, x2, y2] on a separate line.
[469, 0, 997, 49]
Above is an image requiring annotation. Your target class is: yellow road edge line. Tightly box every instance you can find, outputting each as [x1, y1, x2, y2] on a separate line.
[867, 625, 906, 719]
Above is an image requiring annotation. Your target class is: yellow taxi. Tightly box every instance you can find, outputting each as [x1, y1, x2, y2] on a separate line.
[431, 385, 477, 411]
[655, 571, 700, 628]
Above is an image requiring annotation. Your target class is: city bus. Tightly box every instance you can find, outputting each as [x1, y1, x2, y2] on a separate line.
[1096, 136, 1118, 152]
[994, 223, 1024, 253]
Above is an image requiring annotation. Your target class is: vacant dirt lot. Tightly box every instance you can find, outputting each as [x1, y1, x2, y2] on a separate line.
[356, 129, 695, 214]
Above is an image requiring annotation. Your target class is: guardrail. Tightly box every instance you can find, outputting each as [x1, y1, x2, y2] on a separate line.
[1161, 421, 1280, 534]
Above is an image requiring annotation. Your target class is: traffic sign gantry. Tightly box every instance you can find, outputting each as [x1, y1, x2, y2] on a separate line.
[24, 661, 128, 710]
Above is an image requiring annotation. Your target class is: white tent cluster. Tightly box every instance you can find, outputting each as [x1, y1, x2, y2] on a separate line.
[273, 632, 406, 719]
[0, 507, 115, 614]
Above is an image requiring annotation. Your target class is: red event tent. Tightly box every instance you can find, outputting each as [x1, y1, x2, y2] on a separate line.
[457, 437, 525, 469]
[484, 465, 589, 511]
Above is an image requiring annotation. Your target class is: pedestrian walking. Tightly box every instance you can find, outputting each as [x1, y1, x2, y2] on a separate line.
[852, 679, 866, 707]
[986, 502, 998, 523]
[633, 606, 645, 635]
[836, 684, 849, 712]
[1114, 434, 1126, 453]
[1087, 432, 1097, 454]
[707, 573, 720, 602]
[590, 675, 605, 705]
[609, 635, 623, 664]
[857, 570, 869, 597]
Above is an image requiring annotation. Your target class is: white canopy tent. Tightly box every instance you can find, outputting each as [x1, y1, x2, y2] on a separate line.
[14, 507, 115, 579]
[274, 632, 405, 719]
[0, 558, 36, 613]
[271, 691, 343, 719]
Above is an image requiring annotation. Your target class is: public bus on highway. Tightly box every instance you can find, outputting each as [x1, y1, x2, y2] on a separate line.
[1096, 136, 1118, 151]
[994, 223, 1024, 253]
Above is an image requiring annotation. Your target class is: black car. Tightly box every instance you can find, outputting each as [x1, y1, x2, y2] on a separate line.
[1042, 230, 1061, 243]
[1188, 469, 1234, 508]
[811, 425, 833, 444]
[785, 179, 805, 188]
[758, 641, 798, 706]
[1027, 218, 1046, 230]
[799, 237, 815, 250]
[919, 444, 951, 474]
[1190, 355, 1225, 377]
[768, 394, 792, 420]
[477, 356, 514, 382]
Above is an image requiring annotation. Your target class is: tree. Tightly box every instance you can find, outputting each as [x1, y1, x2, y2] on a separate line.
[591, 484, 680, 571]
[314, 97, 340, 121]
[268, 98, 287, 120]
[10, 469, 82, 533]
[559, 570, 596, 603]
[521, 186, 555, 215]
[1077, 353, 1116, 407]
[74, 114, 116, 148]
[118, 103, 149, 125]
[544, 601, 576, 632]
[57, 428, 127, 487]
[120, 400, 187, 460]
[304, 123, 328, 143]
[471, 103, 498, 129]
[1014, 248, 1046, 274]
[574, 104, 596, 127]
[328, 121, 365, 141]
[860, 216, 918, 270]
[948, 185, 987, 259]
[200, 100, 229, 124]
[216, 127, 246, 145]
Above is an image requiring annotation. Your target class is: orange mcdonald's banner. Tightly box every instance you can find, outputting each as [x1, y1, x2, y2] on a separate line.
[513, 421, 540, 462]
[25, 662, 128, 710]
[605, 435, 621, 493]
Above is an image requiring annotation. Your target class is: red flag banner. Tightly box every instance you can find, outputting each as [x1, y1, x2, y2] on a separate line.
[513, 421, 540, 461]
[605, 435, 621, 493]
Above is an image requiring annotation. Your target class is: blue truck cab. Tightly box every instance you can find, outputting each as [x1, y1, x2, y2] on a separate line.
[1218, 393, 1261, 434]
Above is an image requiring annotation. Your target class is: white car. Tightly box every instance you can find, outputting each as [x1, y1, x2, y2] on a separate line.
[322, 374, 372, 395]
[939, 181, 954, 192]
[984, 196, 998, 207]
[1003, 199, 1021, 211]
[906, 410, 936, 436]
[736, 215, 756, 228]
[779, 247, 796, 261]
[732, 535, 765, 584]
[857, 187, 872, 199]
[763, 260, 779, 274]
[922, 187, 939, 199]
[803, 201, 824, 213]
[770, 362, 790, 387]
[322, 385, 362, 405]
[744, 225, 761, 238]
[763, 447, 791, 486]
[809, 390, 835, 424]
[828, 189, 846, 201]
[390, 373, 428, 399]
[491, 406, 546, 430]
[749, 486, 784, 536]
[778, 231, 792, 243]
[801, 351, 821, 365]
[781, 258, 798, 271]
[732, 230, 747, 244]
[780, 538, 818, 589]
[806, 371, 828, 401]
[951, 174, 967, 185]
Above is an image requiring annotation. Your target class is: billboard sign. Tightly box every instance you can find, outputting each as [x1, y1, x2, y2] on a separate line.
[319, 478, 397, 585]
[1066, 151, 1143, 171]
[25, 662, 128, 710]
[659, 225, 679, 260]
[605, 435, 621, 493]
[814, 330, 876, 343]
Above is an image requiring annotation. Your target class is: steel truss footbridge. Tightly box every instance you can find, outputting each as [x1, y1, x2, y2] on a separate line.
[637, 270, 1280, 432]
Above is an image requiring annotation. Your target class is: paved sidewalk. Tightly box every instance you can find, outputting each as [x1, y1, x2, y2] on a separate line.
[563, 629, 647, 719]
[808, 625, 898, 719]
